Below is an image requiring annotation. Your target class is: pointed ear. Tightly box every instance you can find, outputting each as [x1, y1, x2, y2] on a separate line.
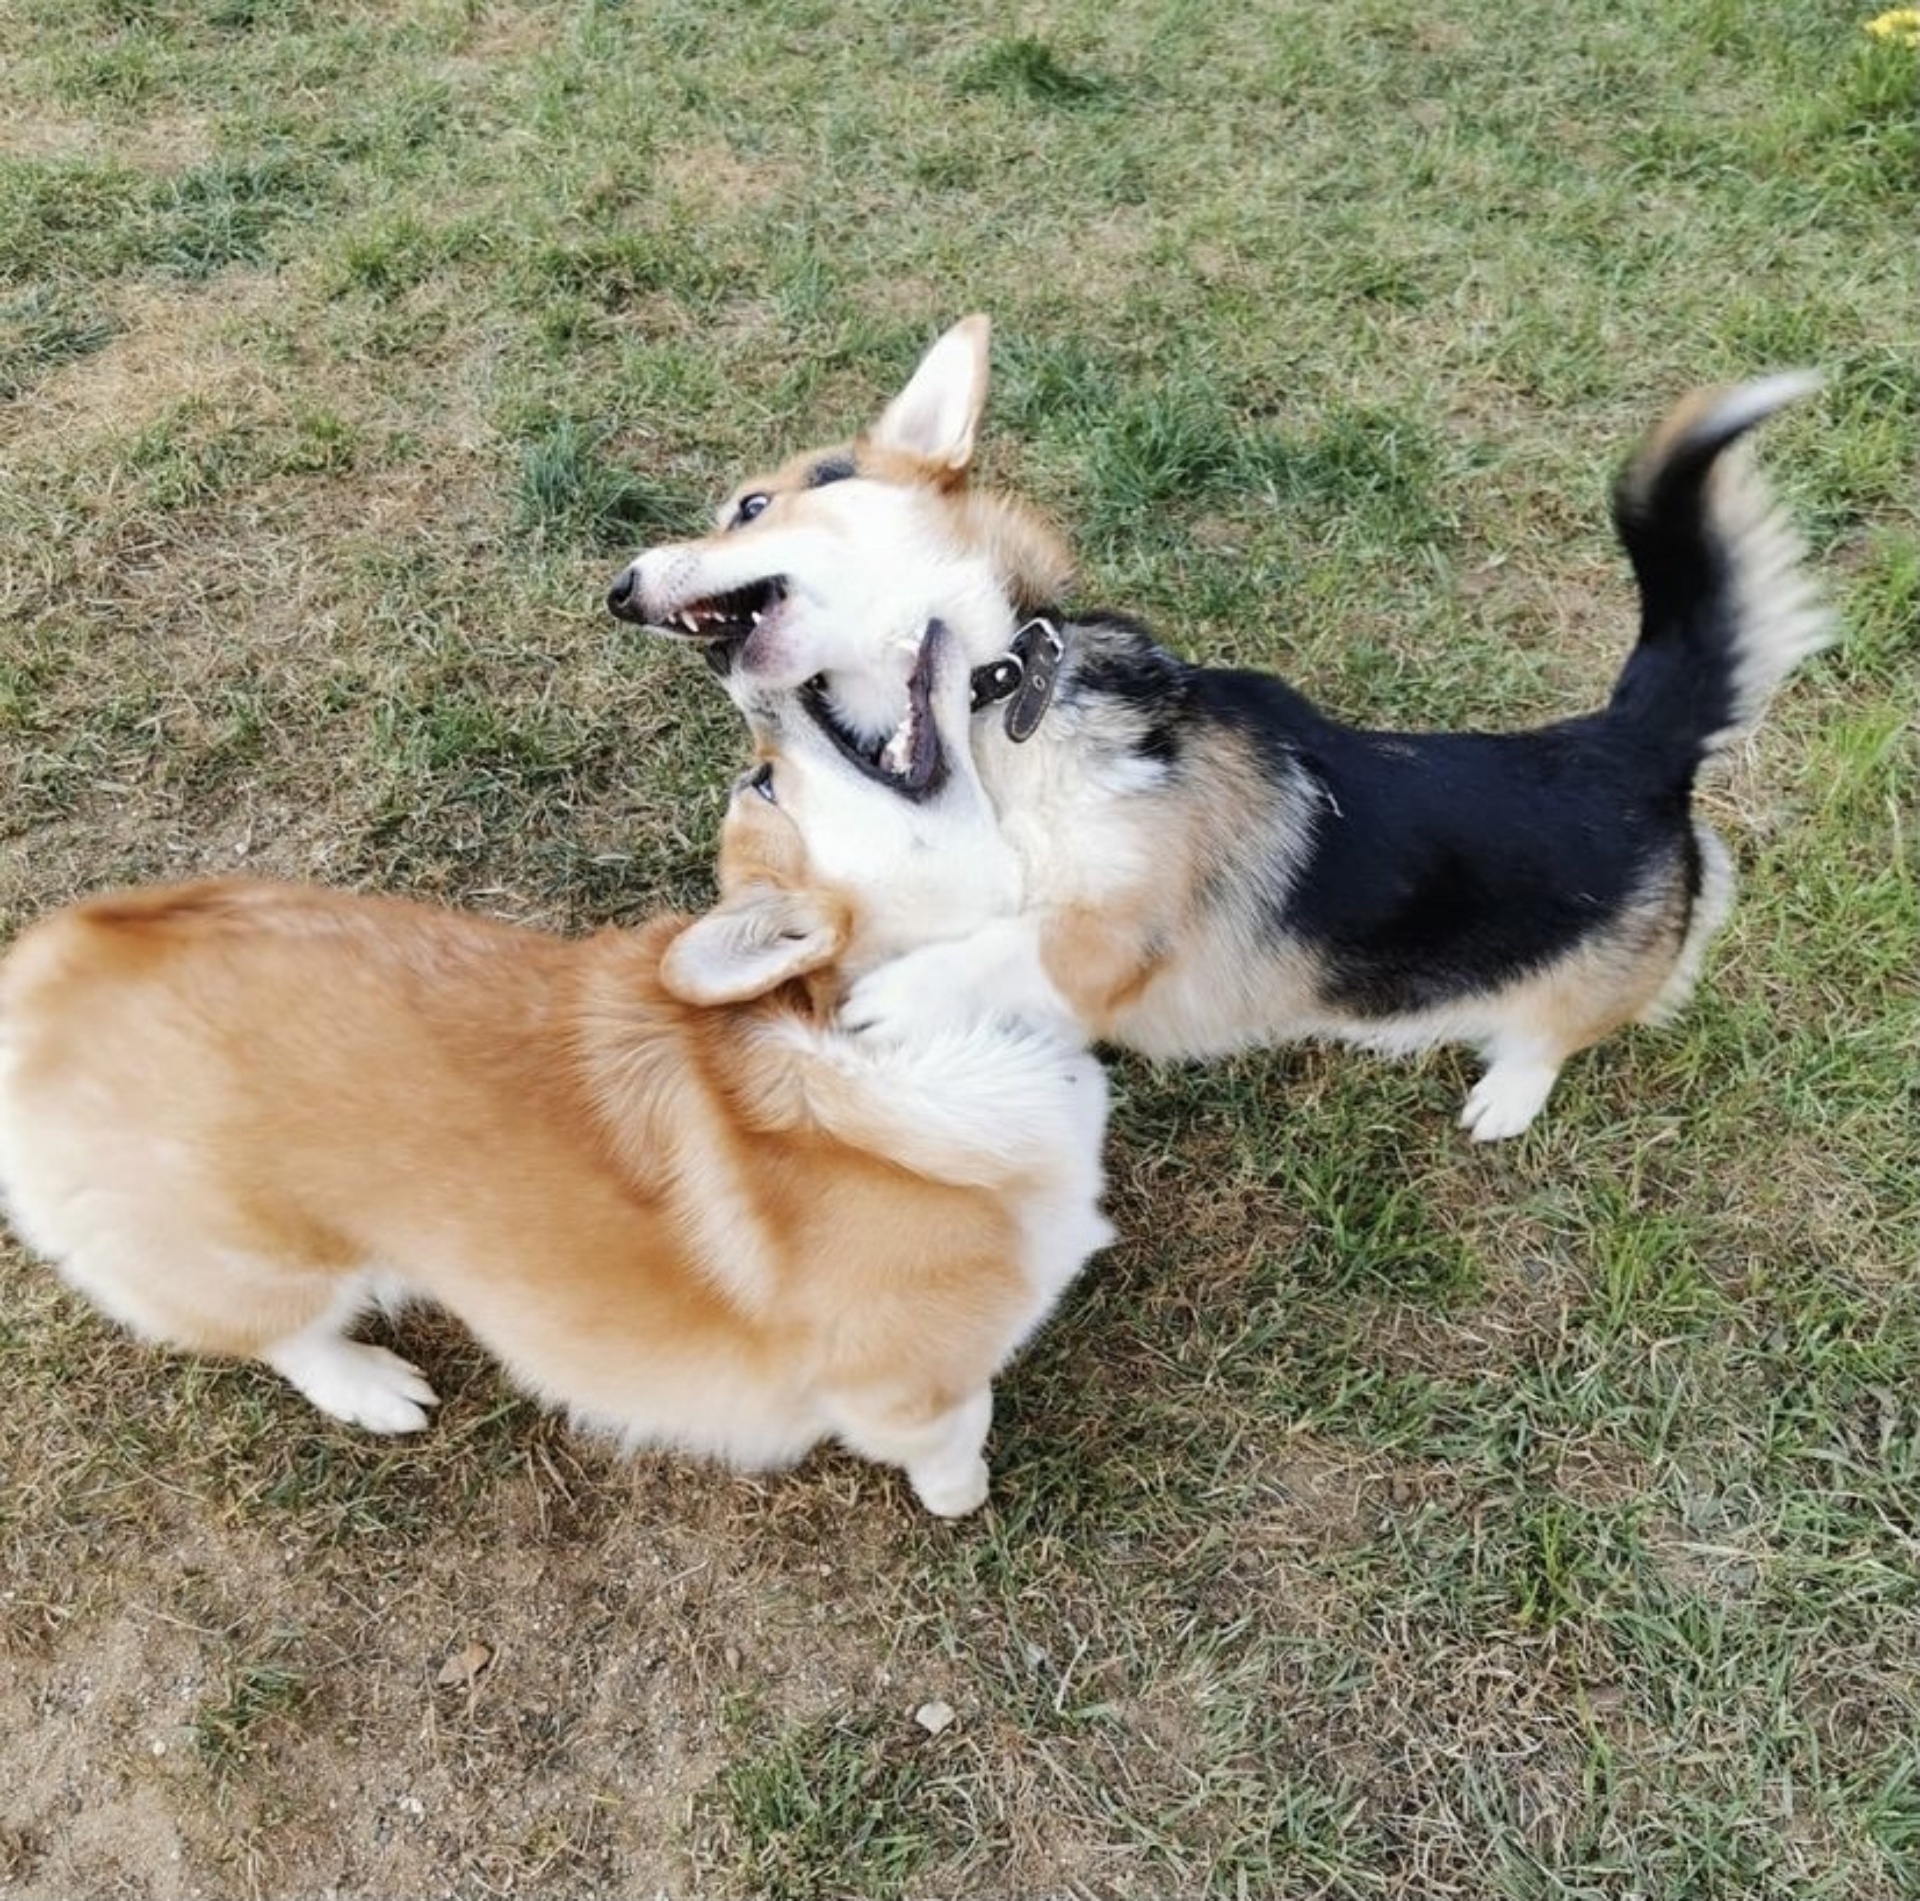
[868, 314, 991, 474]
[661, 886, 847, 1005]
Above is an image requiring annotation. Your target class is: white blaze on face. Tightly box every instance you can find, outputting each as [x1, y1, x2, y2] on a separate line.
[634, 482, 1016, 743]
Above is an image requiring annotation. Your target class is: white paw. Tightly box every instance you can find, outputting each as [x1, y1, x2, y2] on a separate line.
[267, 1336, 439, 1433]
[843, 945, 974, 1042]
[1459, 1063, 1558, 1142]
[911, 1457, 990, 1519]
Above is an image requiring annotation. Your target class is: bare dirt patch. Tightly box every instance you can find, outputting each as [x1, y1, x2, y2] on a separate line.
[0, 1279, 963, 1900]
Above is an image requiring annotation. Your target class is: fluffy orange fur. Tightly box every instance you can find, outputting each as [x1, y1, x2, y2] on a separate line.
[0, 788, 1107, 1515]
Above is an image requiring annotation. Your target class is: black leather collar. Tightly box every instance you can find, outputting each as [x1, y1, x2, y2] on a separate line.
[968, 617, 1066, 743]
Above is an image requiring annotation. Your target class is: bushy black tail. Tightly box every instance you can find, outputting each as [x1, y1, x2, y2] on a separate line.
[1607, 374, 1831, 778]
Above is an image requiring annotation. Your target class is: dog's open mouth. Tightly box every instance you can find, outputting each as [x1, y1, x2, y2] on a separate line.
[798, 624, 947, 802]
[606, 565, 789, 644]
[658, 577, 787, 640]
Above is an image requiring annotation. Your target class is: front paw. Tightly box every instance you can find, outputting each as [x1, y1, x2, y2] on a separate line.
[1459, 1062, 1557, 1141]
[843, 945, 974, 1042]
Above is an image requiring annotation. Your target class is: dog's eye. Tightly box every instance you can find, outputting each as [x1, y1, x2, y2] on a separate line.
[729, 492, 771, 530]
[745, 761, 776, 803]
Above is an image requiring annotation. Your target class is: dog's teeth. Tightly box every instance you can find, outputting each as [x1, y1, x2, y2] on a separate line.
[680, 611, 699, 632]
[879, 717, 914, 777]
[749, 611, 762, 626]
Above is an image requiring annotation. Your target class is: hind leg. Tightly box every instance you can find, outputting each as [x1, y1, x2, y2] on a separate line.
[1460, 1037, 1565, 1141]
[1638, 821, 1737, 1028]
[2, 1069, 437, 1429]
[45, 1222, 437, 1433]
[1461, 919, 1686, 1140]
[1460, 839, 1724, 1139]
[828, 1385, 994, 1518]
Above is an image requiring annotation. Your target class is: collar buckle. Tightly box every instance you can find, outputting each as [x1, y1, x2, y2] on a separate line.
[969, 617, 1065, 743]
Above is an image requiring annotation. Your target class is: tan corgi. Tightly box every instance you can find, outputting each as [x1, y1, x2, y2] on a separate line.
[0, 626, 1110, 1517]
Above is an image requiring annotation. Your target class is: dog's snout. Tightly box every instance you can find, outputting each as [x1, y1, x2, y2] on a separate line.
[607, 567, 640, 619]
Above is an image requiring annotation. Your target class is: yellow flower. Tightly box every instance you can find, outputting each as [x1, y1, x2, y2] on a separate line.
[1864, 7, 1920, 44]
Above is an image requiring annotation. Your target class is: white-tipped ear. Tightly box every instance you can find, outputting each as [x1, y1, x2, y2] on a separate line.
[869, 315, 991, 473]
[661, 887, 846, 1005]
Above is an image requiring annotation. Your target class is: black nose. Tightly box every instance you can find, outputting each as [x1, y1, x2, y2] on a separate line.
[607, 569, 639, 619]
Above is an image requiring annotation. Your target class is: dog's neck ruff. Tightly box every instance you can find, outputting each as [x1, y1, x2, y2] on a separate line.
[969, 617, 1067, 743]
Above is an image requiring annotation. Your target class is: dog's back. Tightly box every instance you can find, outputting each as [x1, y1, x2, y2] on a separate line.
[1053, 379, 1829, 1135]
[0, 881, 712, 1389]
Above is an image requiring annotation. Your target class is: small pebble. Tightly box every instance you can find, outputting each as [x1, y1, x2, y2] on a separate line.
[435, 1640, 493, 1688]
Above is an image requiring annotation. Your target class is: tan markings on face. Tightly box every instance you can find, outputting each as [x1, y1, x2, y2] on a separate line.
[716, 442, 863, 530]
[714, 766, 808, 894]
[725, 431, 1072, 591]
[848, 439, 962, 491]
[952, 490, 1076, 614]
[838, 439, 1076, 603]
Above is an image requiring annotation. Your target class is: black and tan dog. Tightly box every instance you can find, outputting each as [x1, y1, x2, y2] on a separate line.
[607, 317, 1831, 1138]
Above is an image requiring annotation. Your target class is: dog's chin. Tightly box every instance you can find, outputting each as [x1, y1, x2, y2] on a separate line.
[795, 624, 950, 802]
[714, 618, 919, 738]
[811, 668, 916, 746]
[697, 618, 797, 689]
[710, 601, 891, 693]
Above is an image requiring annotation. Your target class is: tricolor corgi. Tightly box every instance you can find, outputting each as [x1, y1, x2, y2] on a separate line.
[609, 317, 1830, 1139]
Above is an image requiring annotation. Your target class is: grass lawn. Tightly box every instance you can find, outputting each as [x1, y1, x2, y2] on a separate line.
[1, 1, 1914, 1895]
